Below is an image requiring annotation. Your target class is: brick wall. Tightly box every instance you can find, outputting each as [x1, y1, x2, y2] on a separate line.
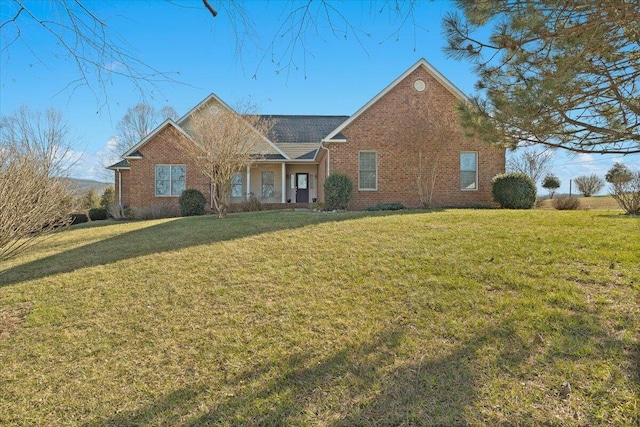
[125, 125, 212, 212]
[327, 66, 505, 210]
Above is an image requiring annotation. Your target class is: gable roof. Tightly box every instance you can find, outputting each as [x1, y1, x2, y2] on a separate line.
[322, 58, 469, 142]
[122, 119, 194, 158]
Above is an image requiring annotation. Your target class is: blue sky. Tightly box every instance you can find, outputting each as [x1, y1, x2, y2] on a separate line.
[1, 0, 638, 194]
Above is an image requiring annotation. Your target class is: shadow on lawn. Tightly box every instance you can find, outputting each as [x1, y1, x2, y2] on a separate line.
[86, 320, 549, 426]
[2, 210, 415, 287]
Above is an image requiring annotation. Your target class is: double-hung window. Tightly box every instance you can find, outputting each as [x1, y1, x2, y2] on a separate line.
[359, 151, 378, 190]
[262, 171, 274, 198]
[155, 165, 186, 196]
[231, 172, 243, 198]
[460, 152, 478, 190]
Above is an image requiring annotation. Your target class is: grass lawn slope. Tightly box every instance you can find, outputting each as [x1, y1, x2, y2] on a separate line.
[1, 210, 638, 426]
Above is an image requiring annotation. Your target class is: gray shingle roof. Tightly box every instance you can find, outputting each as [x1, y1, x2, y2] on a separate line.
[258, 115, 349, 143]
[107, 159, 130, 169]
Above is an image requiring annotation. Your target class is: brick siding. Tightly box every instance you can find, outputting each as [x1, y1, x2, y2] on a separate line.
[326, 66, 505, 210]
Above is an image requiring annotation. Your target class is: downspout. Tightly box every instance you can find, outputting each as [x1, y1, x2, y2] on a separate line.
[118, 170, 122, 206]
[319, 141, 330, 177]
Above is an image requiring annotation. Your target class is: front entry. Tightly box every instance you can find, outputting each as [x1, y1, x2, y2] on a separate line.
[296, 173, 309, 203]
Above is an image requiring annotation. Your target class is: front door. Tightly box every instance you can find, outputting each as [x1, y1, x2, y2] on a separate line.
[296, 173, 309, 203]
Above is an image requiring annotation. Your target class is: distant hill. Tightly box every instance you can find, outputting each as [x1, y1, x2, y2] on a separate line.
[62, 178, 114, 195]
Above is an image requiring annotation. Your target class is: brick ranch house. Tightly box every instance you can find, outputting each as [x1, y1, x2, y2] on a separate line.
[108, 58, 505, 212]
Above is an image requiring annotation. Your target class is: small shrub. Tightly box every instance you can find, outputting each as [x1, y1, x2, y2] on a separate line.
[70, 213, 88, 225]
[310, 201, 326, 211]
[609, 171, 640, 215]
[240, 194, 263, 212]
[100, 187, 115, 209]
[324, 173, 353, 210]
[88, 207, 108, 221]
[574, 174, 604, 197]
[366, 202, 406, 211]
[491, 173, 537, 209]
[135, 203, 178, 220]
[553, 197, 581, 210]
[179, 189, 206, 216]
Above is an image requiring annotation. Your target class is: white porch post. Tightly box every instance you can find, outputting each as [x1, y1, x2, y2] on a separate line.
[281, 163, 286, 203]
[246, 166, 251, 200]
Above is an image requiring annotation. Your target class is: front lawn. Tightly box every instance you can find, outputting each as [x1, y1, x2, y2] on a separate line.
[0, 209, 638, 425]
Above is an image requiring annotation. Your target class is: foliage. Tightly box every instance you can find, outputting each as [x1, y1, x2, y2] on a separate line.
[605, 162, 634, 184]
[491, 173, 537, 209]
[541, 174, 561, 199]
[552, 197, 581, 211]
[366, 202, 406, 211]
[444, 1, 640, 154]
[70, 213, 89, 225]
[178, 189, 206, 216]
[1, 210, 638, 425]
[99, 187, 115, 209]
[88, 208, 108, 221]
[507, 150, 553, 184]
[78, 188, 101, 211]
[182, 103, 271, 219]
[609, 170, 640, 215]
[574, 174, 604, 197]
[134, 203, 178, 220]
[324, 173, 353, 210]
[240, 194, 263, 212]
[0, 106, 76, 261]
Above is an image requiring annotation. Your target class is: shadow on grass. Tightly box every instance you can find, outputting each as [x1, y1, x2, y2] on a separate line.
[85, 319, 556, 426]
[0, 210, 427, 288]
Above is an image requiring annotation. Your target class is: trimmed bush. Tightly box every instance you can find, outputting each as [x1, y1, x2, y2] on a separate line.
[179, 189, 206, 216]
[88, 207, 108, 221]
[366, 202, 406, 211]
[70, 213, 88, 225]
[492, 173, 537, 209]
[553, 197, 581, 210]
[324, 173, 353, 210]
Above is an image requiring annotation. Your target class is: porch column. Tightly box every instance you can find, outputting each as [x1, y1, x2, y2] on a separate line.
[246, 166, 251, 200]
[281, 163, 286, 203]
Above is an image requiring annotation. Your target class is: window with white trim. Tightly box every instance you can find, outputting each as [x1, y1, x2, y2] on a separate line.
[261, 171, 274, 198]
[359, 151, 377, 190]
[155, 165, 186, 196]
[460, 152, 478, 190]
[231, 172, 243, 198]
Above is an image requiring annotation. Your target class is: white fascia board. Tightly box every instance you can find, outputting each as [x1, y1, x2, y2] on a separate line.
[322, 58, 470, 141]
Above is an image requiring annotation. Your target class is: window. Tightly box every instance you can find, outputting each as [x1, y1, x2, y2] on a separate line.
[155, 165, 186, 196]
[460, 152, 477, 190]
[231, 172, 243, 198]
[359, 151, 377, 190]
[261, 171, 274, 198]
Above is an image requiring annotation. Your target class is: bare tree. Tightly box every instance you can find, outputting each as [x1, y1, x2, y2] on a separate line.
[1, 1, 181, 110]
[507, 150, 553, 185]
[0, 106, 77, 261]
[606, 163, 640, 215]
[574, 174, 605, 198]
[416, 115, 456, 208]
[2, 1, 425, 99]
[114, 104, 178, 155]
[181, 104, 271, 219]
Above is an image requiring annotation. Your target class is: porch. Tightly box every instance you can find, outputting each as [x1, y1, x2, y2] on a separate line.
[230, 163, 319, 205]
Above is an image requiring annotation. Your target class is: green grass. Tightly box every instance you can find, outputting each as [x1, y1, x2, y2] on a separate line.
[1, 209, 639, 426]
